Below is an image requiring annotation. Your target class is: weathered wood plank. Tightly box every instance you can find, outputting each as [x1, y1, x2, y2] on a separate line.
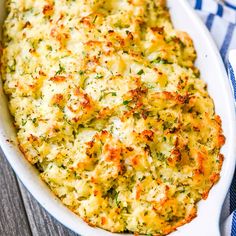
[18, 181, 78, 236]
[0, 148, 32, 236]
[1, 146, 79, 236]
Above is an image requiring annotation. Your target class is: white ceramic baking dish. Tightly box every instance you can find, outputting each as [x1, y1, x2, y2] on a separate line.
[0, 1, 236, 235]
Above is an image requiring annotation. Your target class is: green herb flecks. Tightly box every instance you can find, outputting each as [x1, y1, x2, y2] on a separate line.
[123, 100, 130, 105]
[95, 73, 103, 79]
[55, 63, 66, 75]
[137, 69, 144, 75]
[151, 57, 172, 64]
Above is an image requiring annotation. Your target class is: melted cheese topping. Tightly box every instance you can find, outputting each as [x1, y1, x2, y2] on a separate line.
[1, 0, 225, 235]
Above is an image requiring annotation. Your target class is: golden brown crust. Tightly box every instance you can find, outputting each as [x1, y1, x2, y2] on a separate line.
[2, 0, 224, 235]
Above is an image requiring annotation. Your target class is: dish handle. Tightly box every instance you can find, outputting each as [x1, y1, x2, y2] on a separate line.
[228, 50, 236, 103]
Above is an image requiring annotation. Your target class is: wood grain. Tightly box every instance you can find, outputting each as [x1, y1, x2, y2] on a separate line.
[18, 181, 78, 236]
[0, 147, 78, 236]
[0, 148, 32, 236]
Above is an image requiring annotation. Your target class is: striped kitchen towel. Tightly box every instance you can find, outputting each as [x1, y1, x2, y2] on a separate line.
[188, 0, 236, 235]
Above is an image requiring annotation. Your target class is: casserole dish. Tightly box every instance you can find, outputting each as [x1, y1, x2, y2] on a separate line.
[0, 0, 236, 235]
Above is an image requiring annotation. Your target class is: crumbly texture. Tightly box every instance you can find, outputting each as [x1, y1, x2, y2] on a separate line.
[1, 0, 225, 235]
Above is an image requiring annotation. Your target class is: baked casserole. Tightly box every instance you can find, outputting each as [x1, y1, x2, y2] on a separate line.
[0, 0, 225, 235]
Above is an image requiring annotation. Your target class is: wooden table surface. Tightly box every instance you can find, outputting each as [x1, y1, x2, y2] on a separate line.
[0, 148, 79, 236]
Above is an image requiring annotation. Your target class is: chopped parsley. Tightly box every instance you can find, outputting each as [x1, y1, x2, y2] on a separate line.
[123, 100, 130, 105]
[55, 63, 66, 75]
[8, 59, 16, 73]
[93, 15, 98, 24]
[115, 191, 120, 206]
[47, 45, 52, 51]
[137, 69, 144, 75]
[156, 152, 166, 162]
[107, 188, 120, 206]
[151, 57, 172, 64]
[95, 73, 103, 79]
[22, 119, 27, 126]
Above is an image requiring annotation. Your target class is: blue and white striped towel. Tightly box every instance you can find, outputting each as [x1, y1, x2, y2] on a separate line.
[188, 0, 236, 235]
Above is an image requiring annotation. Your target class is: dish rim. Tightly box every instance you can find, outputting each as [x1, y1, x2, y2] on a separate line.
[0, 0, 236, 236]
